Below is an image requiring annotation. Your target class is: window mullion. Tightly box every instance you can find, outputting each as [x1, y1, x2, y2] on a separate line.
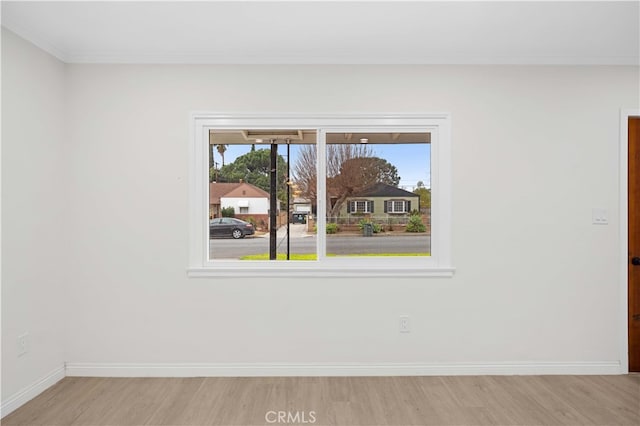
[317, 129, 327, 260]
[200, 125, 210, 266]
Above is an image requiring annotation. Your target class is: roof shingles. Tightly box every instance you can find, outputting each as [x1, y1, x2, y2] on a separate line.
[352, 182, 417, 198]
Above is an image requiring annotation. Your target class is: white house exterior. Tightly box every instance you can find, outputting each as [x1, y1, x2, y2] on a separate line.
[292, 197, 312, 213]
[220, 196, 269, 215]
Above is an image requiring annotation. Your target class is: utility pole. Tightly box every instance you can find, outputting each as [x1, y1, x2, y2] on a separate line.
[269, 141, 278, 260]
[286, 139, 291, 260]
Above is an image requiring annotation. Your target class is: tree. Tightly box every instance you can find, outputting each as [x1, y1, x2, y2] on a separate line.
[291, 145, 318, 204]
[209, 164, 220, 182]
[218, 148, 289, 207]
[293, 145, 402, 217]
[215, 144, 228, 167]
[209, 144, 219, 181]
[413, 186, 431, 209]
[340, 157, 400, 187]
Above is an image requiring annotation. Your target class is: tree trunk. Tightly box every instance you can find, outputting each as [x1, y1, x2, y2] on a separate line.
[328, 194, 349, 218]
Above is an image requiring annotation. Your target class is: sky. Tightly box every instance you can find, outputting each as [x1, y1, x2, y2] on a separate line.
[214, 143, 431, 190]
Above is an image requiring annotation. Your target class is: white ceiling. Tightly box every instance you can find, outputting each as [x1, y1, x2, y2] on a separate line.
[2, 1, 639, 65]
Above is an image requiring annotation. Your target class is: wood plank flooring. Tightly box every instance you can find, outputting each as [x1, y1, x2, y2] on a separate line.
[3, 375, 639, 425]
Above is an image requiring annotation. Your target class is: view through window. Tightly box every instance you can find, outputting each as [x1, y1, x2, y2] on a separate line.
[208, 130, 430, 260]
[324, 132, 431, 257]
[208, 130, 317, 260]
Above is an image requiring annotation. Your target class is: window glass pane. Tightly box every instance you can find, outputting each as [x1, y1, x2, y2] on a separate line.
[324, 132, 431, 257]
[208, 130, 317, 261]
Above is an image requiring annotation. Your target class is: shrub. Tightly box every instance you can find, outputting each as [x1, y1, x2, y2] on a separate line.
[406, 215, 426, 233]
[326, 223, 339, 234]
[358, 219, 381, 233]
[221, 207, 235, 217]
[313, 223, 340, 234]
[245, 216, 257, 227]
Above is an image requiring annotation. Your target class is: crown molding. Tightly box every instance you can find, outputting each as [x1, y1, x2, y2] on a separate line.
[59, 53, 640, 66]
[2, 21, 68, 63]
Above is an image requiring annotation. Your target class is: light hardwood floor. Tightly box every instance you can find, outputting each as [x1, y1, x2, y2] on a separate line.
[3, 375, 639, 425]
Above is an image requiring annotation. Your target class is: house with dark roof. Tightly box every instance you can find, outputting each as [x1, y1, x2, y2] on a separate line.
[339, 182, 419, 219]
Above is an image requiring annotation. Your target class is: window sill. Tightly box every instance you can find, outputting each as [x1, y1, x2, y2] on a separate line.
[187, 265, 455, 278]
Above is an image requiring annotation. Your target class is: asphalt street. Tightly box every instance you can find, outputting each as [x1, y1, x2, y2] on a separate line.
[210, 233, 431, 259]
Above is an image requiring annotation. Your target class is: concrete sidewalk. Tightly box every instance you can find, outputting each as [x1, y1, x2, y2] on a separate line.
[259, 223, 311, 238]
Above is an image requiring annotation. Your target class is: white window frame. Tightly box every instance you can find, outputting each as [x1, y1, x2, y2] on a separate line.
[188, 113, 454, 278]
[388, 200, 407, 214]
[350, 200, 372, 214]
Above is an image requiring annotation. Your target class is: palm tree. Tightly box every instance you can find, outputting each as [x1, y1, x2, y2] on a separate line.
[216, 144, 228, 167]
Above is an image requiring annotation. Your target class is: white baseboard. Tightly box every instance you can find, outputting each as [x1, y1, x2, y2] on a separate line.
[65, 361, 623, 377]
[1, 364, 66, 418]
[0, 361, 623, 417]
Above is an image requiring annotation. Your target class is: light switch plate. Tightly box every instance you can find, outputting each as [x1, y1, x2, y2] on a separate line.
[18, 333, 29, 357]
[399, 315, 410, 333]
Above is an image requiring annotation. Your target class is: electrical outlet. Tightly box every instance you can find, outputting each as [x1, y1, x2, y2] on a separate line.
[17, 333, 29, 357]
[592, 208, 608, 225]
[399, 315, 410, 333]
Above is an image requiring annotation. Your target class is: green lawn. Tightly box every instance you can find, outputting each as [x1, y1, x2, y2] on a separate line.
[240, 253, 318, 260]
[240, 252, 430, 260]
[336, 252, 430, 257]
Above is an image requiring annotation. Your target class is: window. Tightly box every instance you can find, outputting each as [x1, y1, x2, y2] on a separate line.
[348, 200, 373, 213]
[385, 200, 409, 213]
[189, 114, 453, 277]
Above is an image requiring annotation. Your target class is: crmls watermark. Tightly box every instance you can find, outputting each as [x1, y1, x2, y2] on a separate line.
[265, 410, 317, 424]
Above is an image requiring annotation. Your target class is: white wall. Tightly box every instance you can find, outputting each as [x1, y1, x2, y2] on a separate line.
[2, 28, 639, 388]
[60, 63, 638, 369]
[1, 29, 67, 404]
